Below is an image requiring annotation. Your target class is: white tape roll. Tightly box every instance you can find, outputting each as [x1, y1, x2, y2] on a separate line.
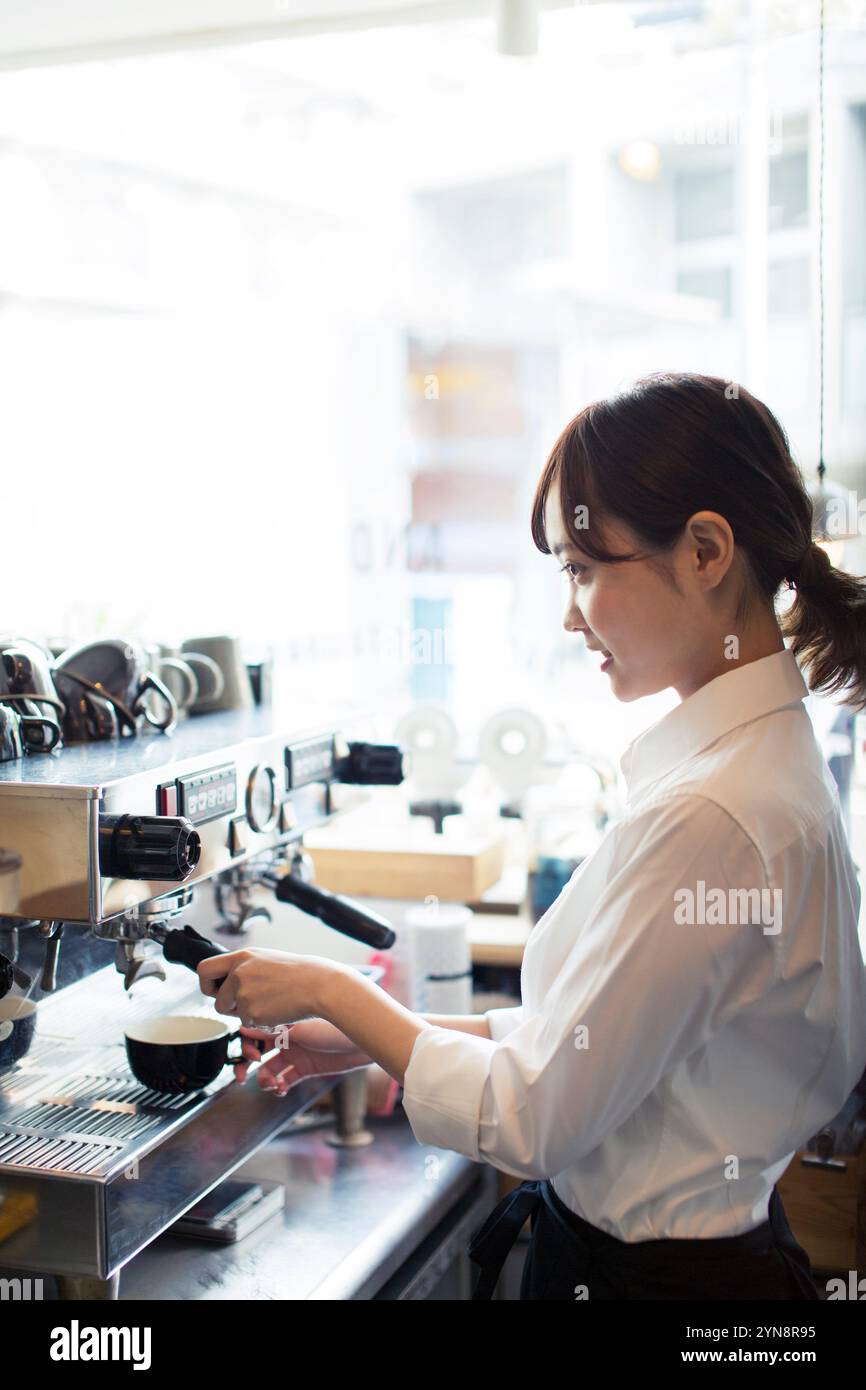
[478, 706, 548, 803]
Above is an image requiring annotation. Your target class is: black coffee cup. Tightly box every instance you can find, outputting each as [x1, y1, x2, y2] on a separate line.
[0, 997, 37, 1068]
[124, 1015, 246, 1094]
[0, 704, 60, 760]
[0, 644, 63, 752]
[58, 684, 120, 743]
[54, 639, 177, 735]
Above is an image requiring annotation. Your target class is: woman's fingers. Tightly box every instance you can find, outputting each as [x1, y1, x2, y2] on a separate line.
[232, 1028, 282, 1084]
[246, 1055, 300, 1093]
[256, 1053, 301, 1086]
[196, 951, 243, 997]
[239, 1025, 282, 1043]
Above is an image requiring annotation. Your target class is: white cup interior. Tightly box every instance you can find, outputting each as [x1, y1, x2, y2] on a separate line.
[125, 1015, 231, 1046]
[0, 997, 37, 1024]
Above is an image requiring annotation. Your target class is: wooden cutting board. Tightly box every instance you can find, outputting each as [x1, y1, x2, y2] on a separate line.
[303, 824, 506, 901]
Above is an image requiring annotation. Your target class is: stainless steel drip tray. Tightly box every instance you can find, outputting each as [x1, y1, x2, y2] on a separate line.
[0, 1045, 207, 1179]
[0, 966, 330, 1279]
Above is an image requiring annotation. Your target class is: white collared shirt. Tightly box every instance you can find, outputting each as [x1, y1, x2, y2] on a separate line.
[401, 649, 866, 1240]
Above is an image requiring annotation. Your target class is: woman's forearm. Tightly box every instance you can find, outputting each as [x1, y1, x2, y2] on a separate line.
[315, 971, 492, 1083]
[421, 1012, 492, 1038]
[315, 966, 428, 1082]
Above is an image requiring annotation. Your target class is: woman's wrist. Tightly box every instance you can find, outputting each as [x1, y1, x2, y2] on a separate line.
[312, 957, 430, 1084]
[312, 956, 362, 1024]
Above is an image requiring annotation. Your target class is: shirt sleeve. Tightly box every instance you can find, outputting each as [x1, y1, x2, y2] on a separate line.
[485, 1005, 524, 1042]
[401, 793, 776, 1178]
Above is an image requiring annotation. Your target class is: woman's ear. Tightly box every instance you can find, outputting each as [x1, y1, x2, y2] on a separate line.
[682, 511, 735, 591]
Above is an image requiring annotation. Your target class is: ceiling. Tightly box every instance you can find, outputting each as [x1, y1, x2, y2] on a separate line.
[0, 1, 722, 70]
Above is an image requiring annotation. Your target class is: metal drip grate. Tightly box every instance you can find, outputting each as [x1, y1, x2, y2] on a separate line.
[10, 1105, 155, 1143]
[0, 1128, 121, 1175]
[32, 1071, 198, 1112]
[0, 958, 228, 1179]
[0, 1058, 207, 1176]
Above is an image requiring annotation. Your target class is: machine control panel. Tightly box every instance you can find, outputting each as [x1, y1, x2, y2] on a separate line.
[285, 735, 335, 792]
[159, 764, 238, 826]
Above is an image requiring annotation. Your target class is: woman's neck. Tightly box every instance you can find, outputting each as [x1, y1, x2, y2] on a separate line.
[674, 613, 785, 702]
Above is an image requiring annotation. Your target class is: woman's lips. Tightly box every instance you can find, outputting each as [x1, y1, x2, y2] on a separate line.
[588, 643, 614, 672]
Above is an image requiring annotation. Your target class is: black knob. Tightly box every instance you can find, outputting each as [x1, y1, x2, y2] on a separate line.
[98, 813, 201, 881]
[335, 741, 405, 786]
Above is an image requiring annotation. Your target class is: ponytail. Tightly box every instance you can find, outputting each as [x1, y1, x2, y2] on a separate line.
[782, 540, 866, 710]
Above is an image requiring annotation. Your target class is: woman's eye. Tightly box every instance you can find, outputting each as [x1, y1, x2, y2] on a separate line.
[559, 562, 586, 582]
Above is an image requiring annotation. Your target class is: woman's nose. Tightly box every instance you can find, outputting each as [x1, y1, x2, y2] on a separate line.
[563, 596, 585, 634]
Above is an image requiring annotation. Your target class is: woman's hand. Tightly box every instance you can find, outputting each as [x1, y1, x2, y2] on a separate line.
[197, 946, 343, 1027]
[199, 944, 430, 1089]
[233, 1019, 373, 1092]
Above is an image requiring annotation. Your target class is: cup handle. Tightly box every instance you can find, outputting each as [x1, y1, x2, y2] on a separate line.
[18, 713, 61, 752]
[135, 672, 178, 732]
[186, 653, 225, 705]
[158, 657, 198, 709]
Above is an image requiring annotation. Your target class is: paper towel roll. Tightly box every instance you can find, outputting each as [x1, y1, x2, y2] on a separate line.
[402, 900, 473, 1015]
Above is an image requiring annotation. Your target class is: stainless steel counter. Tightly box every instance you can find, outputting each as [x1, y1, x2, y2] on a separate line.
[117, 1111, 493, 1300]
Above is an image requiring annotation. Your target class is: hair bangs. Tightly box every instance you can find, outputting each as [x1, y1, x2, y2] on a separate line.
[530, 405, 640, 565]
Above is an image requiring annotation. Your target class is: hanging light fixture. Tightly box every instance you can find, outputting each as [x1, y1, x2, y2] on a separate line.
[807, 0, 858, 549]
[496, 0, 540, 56]
[617, 139, 662, 181]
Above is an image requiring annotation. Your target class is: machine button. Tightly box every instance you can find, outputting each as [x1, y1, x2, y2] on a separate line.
[228, 817, 250, 857]
[279, 800, 296, 833]
[157, 782, 179, 817]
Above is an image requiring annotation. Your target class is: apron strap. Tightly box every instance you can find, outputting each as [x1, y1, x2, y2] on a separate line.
[467, 1180, 542, 1300]
[767, 1187, 822, 1300]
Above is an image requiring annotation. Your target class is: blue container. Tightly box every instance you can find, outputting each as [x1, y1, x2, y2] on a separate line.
[529, 854, 583, 922]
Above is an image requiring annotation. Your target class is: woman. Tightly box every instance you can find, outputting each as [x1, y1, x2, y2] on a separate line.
[199, 372, 866, 1300]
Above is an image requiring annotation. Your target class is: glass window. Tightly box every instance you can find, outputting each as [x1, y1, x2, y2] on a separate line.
[674, 167, 735, 241]
[676, 266, 733, 318]
[413, 166, 569, 273]
[768, 257, 810, 316]
[769, 150, 809, 230]
[0, 5, 863, 755]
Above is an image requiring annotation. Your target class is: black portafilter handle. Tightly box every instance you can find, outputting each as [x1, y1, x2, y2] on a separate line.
[162, 924, 229, 987]
[160, 874, 396, 991]
[269, 873, 396, 950]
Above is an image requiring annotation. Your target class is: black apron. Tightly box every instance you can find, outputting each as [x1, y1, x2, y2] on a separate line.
[468, 1178, 821, 1300]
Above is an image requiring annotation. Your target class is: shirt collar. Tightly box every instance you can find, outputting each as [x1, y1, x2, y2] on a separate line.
[619, 648, 809, 801]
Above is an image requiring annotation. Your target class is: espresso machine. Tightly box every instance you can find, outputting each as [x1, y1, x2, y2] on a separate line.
[0, 706, 404, 1297]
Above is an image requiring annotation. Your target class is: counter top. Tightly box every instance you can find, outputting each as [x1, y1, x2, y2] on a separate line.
[0, 704, 353, 789]
[118, 1109, 490, 1300]
[468, 909, 532, 967]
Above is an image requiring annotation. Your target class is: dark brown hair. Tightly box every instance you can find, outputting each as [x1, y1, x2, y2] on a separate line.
[531, 371, 866, 709]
